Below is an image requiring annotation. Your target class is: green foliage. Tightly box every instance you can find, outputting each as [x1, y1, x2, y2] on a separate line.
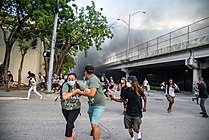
[57, 0, 114, 55]
[1, 0, 114, 74]
[61, 54, 76, 74]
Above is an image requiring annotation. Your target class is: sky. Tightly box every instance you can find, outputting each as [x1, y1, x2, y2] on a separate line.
[72, 0, 209, 77]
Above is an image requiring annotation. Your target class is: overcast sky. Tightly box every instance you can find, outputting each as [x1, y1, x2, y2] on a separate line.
[72, 0, 209, 77]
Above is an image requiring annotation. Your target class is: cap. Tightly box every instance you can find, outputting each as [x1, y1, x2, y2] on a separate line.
[84, 64, 95, 74]
[128, 75, 137, 82]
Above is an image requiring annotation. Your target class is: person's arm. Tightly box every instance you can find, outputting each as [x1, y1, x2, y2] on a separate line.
[142, 95, 147, 112]
[109, 94, 126, 103]
[62, 91, 73, 100]
[173, 84, 180, 91]
[84, 88, 97, 96]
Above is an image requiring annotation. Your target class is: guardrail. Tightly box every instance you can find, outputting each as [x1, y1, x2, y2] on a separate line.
[96, 17, 209, 67]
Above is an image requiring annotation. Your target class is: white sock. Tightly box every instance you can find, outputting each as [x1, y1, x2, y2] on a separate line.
[137, 131, 142, 139]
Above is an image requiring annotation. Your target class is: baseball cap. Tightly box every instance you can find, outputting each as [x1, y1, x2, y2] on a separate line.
[84, 64, 95, 74]
[128, 75, 137, 82]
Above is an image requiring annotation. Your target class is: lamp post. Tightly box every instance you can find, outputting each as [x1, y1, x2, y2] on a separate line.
[47, 0, 59, 93]
[118, 10, 146, 59]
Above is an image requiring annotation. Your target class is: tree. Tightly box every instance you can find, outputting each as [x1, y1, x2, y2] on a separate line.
[54, 0, 114, 74]
[0, 0, 55, 90]
[17, 38, 37, 88]
[60, 54, 76, 74]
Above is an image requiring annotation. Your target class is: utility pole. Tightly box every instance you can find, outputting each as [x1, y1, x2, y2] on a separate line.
[47, 0, 59, 93]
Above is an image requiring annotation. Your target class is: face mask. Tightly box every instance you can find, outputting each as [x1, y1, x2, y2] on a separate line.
[126, 82, 131, 87]
[67, 81, 75, 86]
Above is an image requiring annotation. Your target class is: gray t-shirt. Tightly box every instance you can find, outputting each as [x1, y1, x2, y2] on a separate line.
[61, 82, 84, 110]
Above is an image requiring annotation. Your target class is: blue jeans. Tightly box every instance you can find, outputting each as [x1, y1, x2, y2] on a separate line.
[200, 98, 208, 115]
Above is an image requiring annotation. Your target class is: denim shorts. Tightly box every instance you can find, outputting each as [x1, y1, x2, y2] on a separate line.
[88, 106, 105, 125]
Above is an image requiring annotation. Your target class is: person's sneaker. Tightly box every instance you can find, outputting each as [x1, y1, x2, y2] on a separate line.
[200, 112, 204, 114]
[41, 89, 44, 91]
[202, 114, 208, 118]
[167, 109, 172, 114]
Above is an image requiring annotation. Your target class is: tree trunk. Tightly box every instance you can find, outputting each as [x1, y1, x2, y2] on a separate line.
[3, 45, 12, 91]
[42, 37, 49, 83]
[44, 58, 49, 82]
[55, 45, 71, 74]
[17, 53, 26, 89]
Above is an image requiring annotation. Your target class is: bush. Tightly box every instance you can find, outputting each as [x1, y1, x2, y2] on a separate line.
[150, 86, 162, 91]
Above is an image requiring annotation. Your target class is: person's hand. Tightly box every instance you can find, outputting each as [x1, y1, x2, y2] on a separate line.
[73, 89, 81, 95]
[108, 94, 114, 100]
[142, 108, 147, 112]
[84, 89, 91, 95]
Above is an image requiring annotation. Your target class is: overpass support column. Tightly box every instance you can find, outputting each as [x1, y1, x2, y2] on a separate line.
[121, 68, 129, 78]
[185, 57, 209, 84]
[193, 69, 202, 84]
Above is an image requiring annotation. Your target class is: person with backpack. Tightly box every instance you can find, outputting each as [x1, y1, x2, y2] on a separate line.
[196, 77, 209, 118]
[27, 71, 36, 87]
[110, 76, 147, 140]
[26, 76, 42, 100]
[83, 65, 106, 140]
[60, 73, 85, 140]
[165, 78, 179, 114]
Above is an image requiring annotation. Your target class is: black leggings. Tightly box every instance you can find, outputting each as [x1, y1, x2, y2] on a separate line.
[62, 109, 80, 137]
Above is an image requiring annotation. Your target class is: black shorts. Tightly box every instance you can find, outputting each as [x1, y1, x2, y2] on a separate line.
[124, 113, 142, 130]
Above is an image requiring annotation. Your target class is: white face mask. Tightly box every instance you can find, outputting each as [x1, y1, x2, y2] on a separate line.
[126, 82, 131, 87]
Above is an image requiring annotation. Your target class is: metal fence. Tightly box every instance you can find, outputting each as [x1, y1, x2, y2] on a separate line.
[96, 16, 209, 67]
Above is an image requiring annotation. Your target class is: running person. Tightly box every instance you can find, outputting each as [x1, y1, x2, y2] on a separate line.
[110, 76, 147, 140]
[197, 77, 208, 118]
[117, 77, 127, 114]
[27, 77, 42, 100]
[143, 78, 149, 96]
[83, 65, 106, 140]
[165, 78, 179, 114]
[61, 73, 85, 140]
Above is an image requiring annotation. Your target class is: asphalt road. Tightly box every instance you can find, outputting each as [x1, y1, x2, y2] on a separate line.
[0, 83, 209, 140]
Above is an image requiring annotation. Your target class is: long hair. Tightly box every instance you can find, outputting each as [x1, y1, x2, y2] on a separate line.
[131, 81, 144, 97]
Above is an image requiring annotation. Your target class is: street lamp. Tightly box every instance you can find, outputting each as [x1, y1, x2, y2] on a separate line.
[118, 10, 146, 58]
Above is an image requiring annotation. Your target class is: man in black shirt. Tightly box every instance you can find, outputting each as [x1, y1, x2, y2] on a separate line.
[197, 77, 208, 118]
[110, 76, 147, 140]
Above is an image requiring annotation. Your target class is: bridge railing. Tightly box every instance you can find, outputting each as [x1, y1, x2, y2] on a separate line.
[97, 16, 209, 67]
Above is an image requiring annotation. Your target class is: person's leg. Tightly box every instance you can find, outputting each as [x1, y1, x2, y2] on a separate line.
[200, 98, 207, 115]
[128, 128, 134, 140]
[33, 86, 42, 99]
[27, 86, 33, 99]
[64, 109, 80, 139]
[124, 114, 134, 139]
[91, 124, 100, 140]
[89, 106, 105, 140]
[133, 117, 142, 140]
[167, 96, 174, 113]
